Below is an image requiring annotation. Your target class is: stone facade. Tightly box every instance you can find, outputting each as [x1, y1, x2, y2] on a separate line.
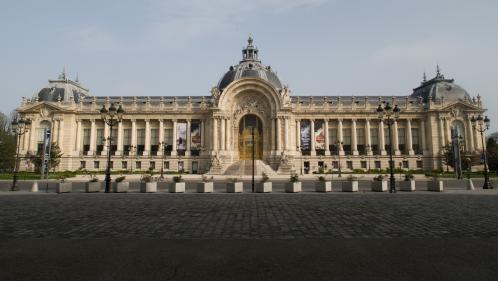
[16, 38, 487, 175]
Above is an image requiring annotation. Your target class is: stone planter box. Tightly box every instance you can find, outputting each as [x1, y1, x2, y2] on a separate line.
[285, 182, 302, 193]
[371, 181, 388, 192]
[140, 182, 157, 193]
[169, 182, 186, 193]
[56, 182, 72, 193]
[197, 182, 214, 193]
[113, 182, 129, 193]
[399, 180, 416, 191]
[428, 180, 444, 192]
[315, 181, 332, 192]
[256, 182, 272, 193]
[226, 182, 243, 193]
[342, 181, 358, 192]
[85, 182, 101, 193]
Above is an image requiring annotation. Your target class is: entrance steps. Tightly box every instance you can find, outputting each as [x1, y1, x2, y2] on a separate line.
[224, 160, 277, 176]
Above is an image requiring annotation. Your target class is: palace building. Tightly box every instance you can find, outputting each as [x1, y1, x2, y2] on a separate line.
[16, 37, 487, 175]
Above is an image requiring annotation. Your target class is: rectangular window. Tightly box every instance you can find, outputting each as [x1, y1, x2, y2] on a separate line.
[375, 161, 381, 169]
[80, 161, 86, 169]
[109, 161, 113, 169]
[151, 129, 159, 145]
[398, 128, 406, 153]
[343, 128, 351, 154]
[178, 161, 184, 173]
[164, 161, 170, 170]
[137, 129, 145, 145]
[150, 161, 155, 170]
[136, 161, 141, 170]
[346, 161, 353, 169]
[123, 129, 132, 145]
[304, 161, 310, 174]
[122, 161, 127, 170]
[192, 161, 198, 174]
[412, 128, 421, 154]
[416, 160, 423, 169]
[357, 128, 365, 154]
[361, 161, 367, 169]
[96, 129, 104, 145]
[332, 161, 338, 169]
[402, 160, 409, 169]
[384, 128, 391, 152]
[329, 128, 338, 152]
[370, 128, 379, 155]
[94, 161, 100, 169]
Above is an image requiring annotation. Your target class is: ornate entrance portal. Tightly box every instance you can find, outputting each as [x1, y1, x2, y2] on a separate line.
[238, 114, 263, 160]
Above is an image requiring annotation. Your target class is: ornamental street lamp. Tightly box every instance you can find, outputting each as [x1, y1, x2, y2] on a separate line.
[100, 103, 124, 193]
[377, 102, 401, 193]
[471, 114, 492, 189]
[366, 144, 372, 173]
[159, 141, 166, 179]
[335, 140, 343, 177]
[128, 145, 136, 174]
[11, 117, 31, 191]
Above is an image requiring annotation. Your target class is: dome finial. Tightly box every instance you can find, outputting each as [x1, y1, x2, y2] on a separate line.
[58, 66, 67, 80]
[436, 64, 441, 77]
[423, 72, 427, 82]
[248, 34, 254, 46]
[75, 73, 80, 83]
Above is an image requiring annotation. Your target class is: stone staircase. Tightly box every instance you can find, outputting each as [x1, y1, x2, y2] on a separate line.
[224, 160, 277, 176]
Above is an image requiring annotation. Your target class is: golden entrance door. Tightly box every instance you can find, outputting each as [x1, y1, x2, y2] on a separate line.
[238, 115, 263, 160]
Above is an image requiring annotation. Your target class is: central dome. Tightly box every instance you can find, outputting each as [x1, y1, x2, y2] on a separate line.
[217, 36, 283, 92]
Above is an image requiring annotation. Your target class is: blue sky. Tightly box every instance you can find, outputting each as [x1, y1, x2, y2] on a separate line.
[1, 0, 497, 130]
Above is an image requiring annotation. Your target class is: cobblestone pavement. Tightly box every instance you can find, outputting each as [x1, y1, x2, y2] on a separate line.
[1, 192, 497, 239]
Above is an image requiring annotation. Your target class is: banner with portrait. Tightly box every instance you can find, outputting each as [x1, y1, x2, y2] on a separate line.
[314, 120, 325, 150]
[300, 120, 311, 150]
[176, 122, 187, 150]
[191, 121, 201, 150]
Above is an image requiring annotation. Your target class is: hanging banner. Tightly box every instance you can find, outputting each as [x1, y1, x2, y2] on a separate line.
[177, 122, 187, 150]
[314, 120, 325, 150]
[191, 122, 201, 150]
[300, 120, 311, 150]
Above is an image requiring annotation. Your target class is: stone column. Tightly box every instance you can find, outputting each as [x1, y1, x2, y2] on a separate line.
[324, 119, 330, 155]
[277, 117, 282, 152]
[420, 119, 427, 154]
[379, 120, 386, 155]
[144, 119, 151, 156]
[220, 117, 226, 151]
[117, 120, 123, 156]
[186, 119, 191, 156]
[467, 117, 475, 152]
[158, 120, 164, 156]
[310, 119, 315, 155]
[338, 119, 344, 155]
[171, 119, 177, 155]
[296, 119, 301, 151]
[284, 117, 289, 151]
[89, 119, 96, 155]
[212, 117, 218, 151]
[439, 117, 446, 148]
[201, 120, 205, 149]
[351, 119, 358, 155]
[407, 119, 414, 155]
[29, 119, 37, 153]
[225, 118, 231, 151]
[75, 119, 82, 153]
[366, 119, 372, 156]
[393, 120, 400, 155]
[445, 118, 452, 145]
[131, 119, 137, 148]
[57, 120, 64, 147]
[271, 118, 276, 152]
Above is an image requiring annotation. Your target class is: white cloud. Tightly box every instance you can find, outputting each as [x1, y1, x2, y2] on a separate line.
[371, 40, 461, 66]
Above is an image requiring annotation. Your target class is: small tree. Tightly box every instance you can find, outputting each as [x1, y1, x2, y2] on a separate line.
[33, 143, 63, 173]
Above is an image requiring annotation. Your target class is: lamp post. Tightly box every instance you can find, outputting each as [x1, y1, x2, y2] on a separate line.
[128, 145, 136, 174]
[100, 103, 124, 193]
[335, 140, 343, 177]
[471, 114, 492, 189]
[366, 144, 371, 173]
[11, 117, 31, 191]
[376, 102, 401, 193]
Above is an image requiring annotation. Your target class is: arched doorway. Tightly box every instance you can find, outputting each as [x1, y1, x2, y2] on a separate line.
[238, 114, 263, 160]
